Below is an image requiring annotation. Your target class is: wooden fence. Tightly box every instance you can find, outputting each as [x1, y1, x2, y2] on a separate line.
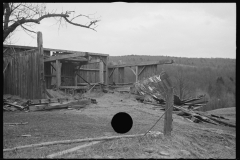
[76, 55, 108, 85]
[3, 32, 45, 99]
[3, 49, 45, 99]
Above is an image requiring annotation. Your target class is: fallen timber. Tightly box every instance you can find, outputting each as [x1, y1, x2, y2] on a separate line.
[3, 102, 25, 110]
[133, 77, 234, 128]
[132, 73, 234, 126]
[28, 98, 91, 111]
[142, 101, 235, 127]
[3, 95, 96, 112]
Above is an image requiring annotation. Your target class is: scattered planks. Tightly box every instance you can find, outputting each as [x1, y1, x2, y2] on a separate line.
[3, 102, 25, 110]
[29, 98, 92, 111]
[139, 100, 235, 128]
[173, 105, 235, 127]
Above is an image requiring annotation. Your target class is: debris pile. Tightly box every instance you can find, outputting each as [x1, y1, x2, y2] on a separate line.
[132, 72, 235, 128]
[3, 95, 29, 111]
[3, 90, 97, 112]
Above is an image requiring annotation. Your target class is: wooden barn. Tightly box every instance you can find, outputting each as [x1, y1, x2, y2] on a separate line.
[3, 33, 109, 99]
[3, 32, 174, 100]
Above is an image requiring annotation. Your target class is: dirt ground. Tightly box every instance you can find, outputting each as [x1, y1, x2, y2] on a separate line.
[3, 92, 236, 159]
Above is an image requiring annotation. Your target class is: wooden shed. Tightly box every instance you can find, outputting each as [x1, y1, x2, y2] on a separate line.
[3, 43, 109, 99]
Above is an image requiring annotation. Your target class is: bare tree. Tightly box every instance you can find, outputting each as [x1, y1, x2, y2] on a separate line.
[3, 3, 100, 43]
[174, 68, 192, 100]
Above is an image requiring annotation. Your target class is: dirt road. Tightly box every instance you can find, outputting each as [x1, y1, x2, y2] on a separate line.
[3, 92, 236, 158]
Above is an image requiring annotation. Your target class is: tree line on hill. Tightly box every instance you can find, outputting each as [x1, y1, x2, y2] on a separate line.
[109, 55, 235, 111]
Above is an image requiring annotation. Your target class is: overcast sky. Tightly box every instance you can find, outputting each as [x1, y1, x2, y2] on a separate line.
[9, 3, 236, 58]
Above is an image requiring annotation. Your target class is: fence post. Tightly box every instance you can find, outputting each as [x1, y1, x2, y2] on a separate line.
[135, 66, 138, 82]
[56, 60, 61, 89]
[37, 32, 46, 98]
[164, 87, 173, 136]
[99, 60, 104, 84]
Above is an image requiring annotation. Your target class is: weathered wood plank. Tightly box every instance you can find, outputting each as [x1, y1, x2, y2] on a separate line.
[59, 86, 88, 89]
[164, 88, 173, 136]
[33, 50, 36, 99]
[44, 53, 87, 62]
[135, 66, 138, 82]
[10, 58, 13, 94]
[16, 54, 19, 97]
[30, 52, 33, 99]
[108, 60, 174, 68]
[105, 56, 109, 85]
[19, 54, 21, 97]
[38, 32, 46, 99]
[99, 61, 104, 83]
[23, 54, 26, 98]
[60, 57, 88, 63]
[14, 56, 17, 96]
[56, 60, 61, 88]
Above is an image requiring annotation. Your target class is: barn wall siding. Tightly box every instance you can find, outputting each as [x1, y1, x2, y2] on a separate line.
[3, 49, 44, 99]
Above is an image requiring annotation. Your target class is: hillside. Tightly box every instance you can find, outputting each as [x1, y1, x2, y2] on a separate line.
[109, 55, 236, 111]
[109, 55, 235, 69]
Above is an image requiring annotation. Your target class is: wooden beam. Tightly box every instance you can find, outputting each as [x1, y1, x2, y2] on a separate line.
[108, 68, 115, 78]
[50, 63, 56, 71]
[76, 68, 105, 71]
[44, 53, 87, 62]
[108, 60, 174, 68]
[45, 75, 74, 78]
[59, 86, 88, 89]
[138, 66, 146, 76]
[37, 32, 46, 99]
[136, 66, 138, 82]
[129, 67, 136, 75]
[44, 75, 56, 77]
[74, 64, 81, 86]
[56, 60, 61, 88]
[60, 57, 88, 63]
[78, 83, 101, 86]
[88, 59, 100, 64]
[99, 61, 104, 84]
[76, 72, 91, 85]
[3, 61, 9, 74]
[164, 87, 173, 136]
[105, 56, 109, 85]
[4, 44, 109, 57]
[115, 82, 134, 85]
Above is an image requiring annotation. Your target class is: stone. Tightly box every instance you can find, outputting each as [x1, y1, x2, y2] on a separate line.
[158, 151, 170, 156]
[144, 148, 156, 153]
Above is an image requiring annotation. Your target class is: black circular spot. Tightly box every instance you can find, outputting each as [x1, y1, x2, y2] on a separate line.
[111, 112, 133, 134]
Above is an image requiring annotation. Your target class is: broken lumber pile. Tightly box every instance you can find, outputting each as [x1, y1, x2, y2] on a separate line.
[28, 98, 93, 111]
[173, 105, 235, 127]
[132, 73, 234, 128]
[3, 97, 28, 111]
[3, 94, 97, 112]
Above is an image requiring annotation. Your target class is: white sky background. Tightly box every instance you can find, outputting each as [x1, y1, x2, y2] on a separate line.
[10, 3, 236, 58]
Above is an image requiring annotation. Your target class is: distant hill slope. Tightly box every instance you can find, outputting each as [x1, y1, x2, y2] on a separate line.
[109, 55, 235, 69]
[108, 55, 235, 111]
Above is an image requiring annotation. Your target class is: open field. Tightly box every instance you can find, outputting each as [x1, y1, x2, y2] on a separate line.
[3, 92, 236, 158]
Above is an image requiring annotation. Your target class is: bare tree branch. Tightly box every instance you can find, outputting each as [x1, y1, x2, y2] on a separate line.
[63, 17, 99, 31]
[20, 24, 37, 34]
[3, 3, 101, 42]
